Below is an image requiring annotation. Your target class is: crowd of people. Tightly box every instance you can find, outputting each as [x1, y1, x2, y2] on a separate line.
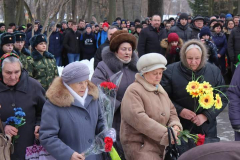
[0, 11, 240, 160]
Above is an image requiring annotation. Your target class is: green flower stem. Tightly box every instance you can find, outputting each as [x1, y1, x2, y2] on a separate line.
[213, 88, 229, 102]
[109, 147, 121, 160]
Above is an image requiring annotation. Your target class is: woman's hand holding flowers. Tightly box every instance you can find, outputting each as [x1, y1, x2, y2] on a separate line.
[179, 108, 196, 120]
[4, 125, 18, 137]
[71, 152, 85, 160]
[191, 114, 207, 126]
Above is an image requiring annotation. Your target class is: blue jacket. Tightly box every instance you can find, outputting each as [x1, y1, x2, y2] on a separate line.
[212, 32, 227, 57]
[39, 78, 105, 160]
[48, 31, 63, 57]
[25, 29, 41, 48]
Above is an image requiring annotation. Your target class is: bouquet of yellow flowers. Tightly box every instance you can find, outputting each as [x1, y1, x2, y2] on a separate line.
[185, 74, 228, 112]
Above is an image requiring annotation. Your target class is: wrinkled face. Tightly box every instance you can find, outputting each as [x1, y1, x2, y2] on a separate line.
[228, 21, 234, 29]
[180, 19, 187, 26]
[107, 28, 118, 41]
[14, 41, 25, 51]
[143, 68, 164, 85]
[234, 18, 239, 26]
[116, 42, 132, 61]
[186, 48, 202, 71]
[35, 42, 47, 53]
[214, 26, 222, 33]
[0, 26, 5, 32]
[2, 43, 14, 53]
[151, 16, 161, 28]
[69, 80, 88, 97]
[2, 62, 21, 86]
[194, 20, 204, 29]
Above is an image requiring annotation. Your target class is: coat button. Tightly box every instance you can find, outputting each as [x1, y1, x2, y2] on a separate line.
[161, 113, 165, 116]
[88, 139, 92, 143]
[12, 103, 15, 107]
[85, 117, 88, 120]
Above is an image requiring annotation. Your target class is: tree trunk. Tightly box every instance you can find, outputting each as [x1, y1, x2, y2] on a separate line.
[228, 0, 233, 14]
[148, 0, 163, 18]
[208, 0, 213, 17]
[238, 0, 240, 15]
[133, 0, 142, 20]
[86, 0, 92, 22]
[72, 0, 77, 22]
[108, 0, 116, 24]
[122, 0, 127, 20]
[3, 0, 16, 26]
[36, 0, 41, 21]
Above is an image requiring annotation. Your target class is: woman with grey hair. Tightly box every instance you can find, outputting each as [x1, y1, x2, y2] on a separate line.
[161, 39, 228, 140]
[120, 53, 182, 160]
[40, 62, 105, 160]
[0, 53, 45, 160]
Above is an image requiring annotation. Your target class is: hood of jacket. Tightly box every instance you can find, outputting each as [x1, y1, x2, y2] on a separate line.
[160, 37, 183, 49]
[31, 50, 54, 61]
[46, 77, 99, 107]
[101, 46, 138, 73]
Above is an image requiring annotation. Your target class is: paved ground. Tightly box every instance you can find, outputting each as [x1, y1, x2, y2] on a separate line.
[217, 106, 235, 141]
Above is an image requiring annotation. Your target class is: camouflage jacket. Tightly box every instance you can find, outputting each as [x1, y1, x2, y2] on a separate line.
[31, 50, 58, 90]
[15, 47, 34, 77]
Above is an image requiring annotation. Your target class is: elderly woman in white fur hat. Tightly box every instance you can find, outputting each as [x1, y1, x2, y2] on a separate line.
[39, 62, 105, 160]
[120, 53, 182, 160]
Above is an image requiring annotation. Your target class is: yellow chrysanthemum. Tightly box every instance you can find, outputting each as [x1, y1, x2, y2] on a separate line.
[199, 93, 215, 109]
[186, 81, 201, 97]
[214, 94, 222, 109]
[200, 81, 213, 94]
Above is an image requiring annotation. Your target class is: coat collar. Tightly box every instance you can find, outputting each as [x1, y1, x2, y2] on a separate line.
[135, 73, 165, 94]
[101, 46, 138, 73]
[46, 77, 99, 107]
[31, 50, 54, 61]
[15, 47, 31, 56]
[0, 70, 29, 93]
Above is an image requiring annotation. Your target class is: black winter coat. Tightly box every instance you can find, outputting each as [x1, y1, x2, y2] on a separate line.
[137, 25, 167, 57]
[190, 24, 201, 39]
[0, 70, 46, 160]
[228, 26, 240, 63]
[161, 62, 227, 137]
[80, 32, 97, 60]
[48, 31, 63, 57]
[169, 22, 192, 42]
[63, 29, 81, 54]
[94, 39, 110, 69]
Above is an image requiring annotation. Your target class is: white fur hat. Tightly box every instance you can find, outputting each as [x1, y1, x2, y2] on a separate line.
[137, 53, 167, 73]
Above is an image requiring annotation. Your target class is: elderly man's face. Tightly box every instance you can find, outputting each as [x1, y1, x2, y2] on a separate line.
[194, 20, 204, 29]
[2, 62, 21, 86]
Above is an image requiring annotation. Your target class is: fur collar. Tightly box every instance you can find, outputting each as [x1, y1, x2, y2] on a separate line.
[46, 77, 99, 107]
[15, 47, 31, 56]
[101, 46, 138, 73]
[31, 50, 54, 61]
[135, 73, 165, 94]
[160, 37, 183, 49]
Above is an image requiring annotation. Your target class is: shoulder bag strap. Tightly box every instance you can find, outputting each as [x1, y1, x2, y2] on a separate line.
[167, 127, 172, 147]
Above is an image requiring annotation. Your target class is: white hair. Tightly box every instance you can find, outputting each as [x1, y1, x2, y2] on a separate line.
[2, 57, 23, 70]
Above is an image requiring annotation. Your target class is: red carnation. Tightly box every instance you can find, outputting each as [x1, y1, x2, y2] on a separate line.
[196, 134, 205, 146]
[104, 137, 113, 152]
[100, 82, 117, 90]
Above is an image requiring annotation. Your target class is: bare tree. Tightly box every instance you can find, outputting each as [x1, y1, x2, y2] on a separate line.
[3, 0, 16, 25]
[108, 0, 116, 23]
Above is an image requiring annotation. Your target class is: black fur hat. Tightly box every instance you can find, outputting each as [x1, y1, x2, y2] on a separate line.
[30, 34, 47, 49]
[0, 33, 15, 46]
[14, 31, 26, 41]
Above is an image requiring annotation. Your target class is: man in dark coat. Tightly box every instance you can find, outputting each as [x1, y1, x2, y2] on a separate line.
[137, 15, 167, 57]
[190, 16, 205, 39]
[0, 53, 45, 160]
[169, 13, 192, 42]
[25, 23, 41, 49]
[63, 21, 81, 63]
[228, 23, 240, 73]
[94, 26, 118, 69]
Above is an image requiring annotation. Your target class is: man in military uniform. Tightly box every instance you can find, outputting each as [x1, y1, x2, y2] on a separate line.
[14, 31, 34, 77]
[120, 20, 127, 29]
[0, 33, 16, 57]
[30, 34, 58, 90]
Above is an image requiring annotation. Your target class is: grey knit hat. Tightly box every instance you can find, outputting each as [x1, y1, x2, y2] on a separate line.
[61, 62, 90, 84]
